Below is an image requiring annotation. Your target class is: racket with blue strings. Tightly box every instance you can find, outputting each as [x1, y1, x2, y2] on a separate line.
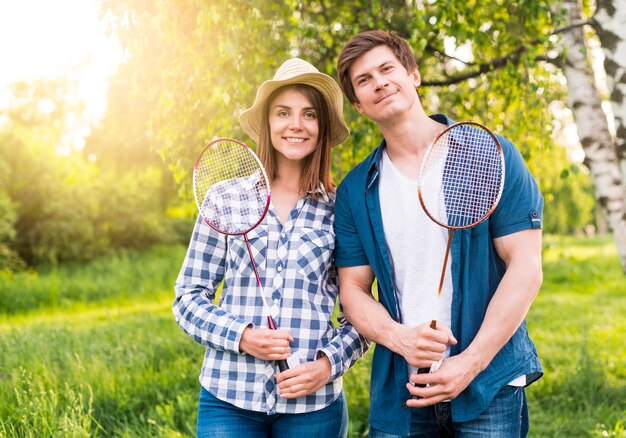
[415, 121, 505, 377]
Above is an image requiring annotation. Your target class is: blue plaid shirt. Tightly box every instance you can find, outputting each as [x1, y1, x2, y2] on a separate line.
[173, 184, 369, 414]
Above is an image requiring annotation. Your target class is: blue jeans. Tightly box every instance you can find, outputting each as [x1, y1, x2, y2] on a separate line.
[196, 386, 348, 438]
[369, 385, 529, 438]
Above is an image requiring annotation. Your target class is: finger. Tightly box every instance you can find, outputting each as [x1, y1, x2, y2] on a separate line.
[279, 382, 311, 398]
[275, 367, 299, 383]
[405, 383, 448, 405]
[430, 324, 456, 345]
[408, 351, 445, 368]
[410, 367, 447, 386]
[439, 326, 457, 344]
[273, 329, 294, 342]
[267, 352, 291, 361]
[404, 394, 441, 408]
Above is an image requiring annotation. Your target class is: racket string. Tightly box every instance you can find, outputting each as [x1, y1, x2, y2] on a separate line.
[421, 124, 504, 229]
[194, 139, 270, 234]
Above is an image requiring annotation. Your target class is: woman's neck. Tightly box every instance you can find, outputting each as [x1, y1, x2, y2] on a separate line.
[271, 161, 304, 223]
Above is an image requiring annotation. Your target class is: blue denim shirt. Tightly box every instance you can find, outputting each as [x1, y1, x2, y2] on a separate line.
[334, 114, 543, 434]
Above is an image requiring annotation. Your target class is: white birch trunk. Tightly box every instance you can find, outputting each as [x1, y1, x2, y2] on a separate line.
[562, 0, 626, 272]
[594, 0, 626, 194]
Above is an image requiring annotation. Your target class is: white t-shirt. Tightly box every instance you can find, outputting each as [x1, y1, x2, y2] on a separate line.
[379, 149, 453, 375]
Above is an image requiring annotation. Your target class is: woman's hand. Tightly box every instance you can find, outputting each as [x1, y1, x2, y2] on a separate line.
[275, 355, 332, 399]
[239, 327, 293, 361]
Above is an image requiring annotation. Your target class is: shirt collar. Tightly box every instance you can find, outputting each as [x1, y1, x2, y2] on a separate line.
[365, 113, 455, 189]
[307, 183, 331, 203]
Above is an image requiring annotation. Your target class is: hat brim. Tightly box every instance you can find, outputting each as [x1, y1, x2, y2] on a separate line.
[240, 72, 349, 148]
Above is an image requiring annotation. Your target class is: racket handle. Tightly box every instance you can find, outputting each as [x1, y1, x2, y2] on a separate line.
[267, 316, 278, 330]
[414, 319, 438, 388]
[266, 316, 290, 372]
[415, 366, 430, 388]
[276, 359, 289, 372]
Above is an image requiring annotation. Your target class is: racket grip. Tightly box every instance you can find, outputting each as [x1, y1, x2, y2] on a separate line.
[267, 316, 290, 372]
[415, 366, 430, 388]
[414, 320, 437, 390]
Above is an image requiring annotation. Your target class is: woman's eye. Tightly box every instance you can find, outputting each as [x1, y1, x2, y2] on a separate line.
[304, 112, 317, 119]
[277, 110, 289, 117]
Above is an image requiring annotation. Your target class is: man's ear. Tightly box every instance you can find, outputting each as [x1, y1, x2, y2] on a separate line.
[354, 101, 364, 114]
[412, 68, 421, 87]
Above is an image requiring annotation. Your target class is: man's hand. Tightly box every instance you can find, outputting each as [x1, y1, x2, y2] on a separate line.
[392, 321, 457, 370]
[405, 348, 482, 407]
[239, 327, 293, 361]
[275, 355, 332, 399]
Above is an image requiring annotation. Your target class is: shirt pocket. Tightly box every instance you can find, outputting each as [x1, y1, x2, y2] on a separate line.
[227, 227, 268, 278]
[296, 228, 335, 281]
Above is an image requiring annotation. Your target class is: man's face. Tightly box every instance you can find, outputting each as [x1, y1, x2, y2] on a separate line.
[349, 45, 420, 124]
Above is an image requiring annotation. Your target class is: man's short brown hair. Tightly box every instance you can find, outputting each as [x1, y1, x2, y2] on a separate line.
[337, 30, 418, 104]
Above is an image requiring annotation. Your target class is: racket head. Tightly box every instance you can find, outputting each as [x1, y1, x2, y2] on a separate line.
[193, 138, 271, 235]
[417, 121, 505, 230]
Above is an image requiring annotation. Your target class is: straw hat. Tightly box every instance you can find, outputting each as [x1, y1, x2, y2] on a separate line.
[240, 58, 349, 148]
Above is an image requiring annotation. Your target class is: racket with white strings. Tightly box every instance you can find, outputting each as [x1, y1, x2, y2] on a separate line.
[415, 121, 505, 376]
[193, 137, 289, 372]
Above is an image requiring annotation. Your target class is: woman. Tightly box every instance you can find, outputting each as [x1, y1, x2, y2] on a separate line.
[173, 58, 369, 438]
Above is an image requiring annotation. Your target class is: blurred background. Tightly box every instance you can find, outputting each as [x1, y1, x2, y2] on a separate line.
[0, 0, 624, 437]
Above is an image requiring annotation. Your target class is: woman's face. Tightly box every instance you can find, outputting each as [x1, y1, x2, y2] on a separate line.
[268, 88, 319, 164]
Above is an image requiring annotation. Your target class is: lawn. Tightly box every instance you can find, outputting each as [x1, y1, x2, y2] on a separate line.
[0, 236, 624, 437]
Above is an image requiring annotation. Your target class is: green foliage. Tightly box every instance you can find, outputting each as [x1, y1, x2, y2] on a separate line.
[0, 172, 24, 270]
[1, 237, 625, 437]
[0, 79, 182, 267]
[97, 0, 593, 233]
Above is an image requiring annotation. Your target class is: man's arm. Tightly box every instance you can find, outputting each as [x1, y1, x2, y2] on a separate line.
[339, 265, 455, 370]
[407, 227, 543, 405]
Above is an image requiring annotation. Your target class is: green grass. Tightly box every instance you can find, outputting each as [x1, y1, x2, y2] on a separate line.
[0, 245, 186, 316]
[0, 236, 624, 437]
[526, 235, 626, 437]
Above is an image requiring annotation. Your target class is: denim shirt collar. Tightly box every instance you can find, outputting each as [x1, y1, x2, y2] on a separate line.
[364, 113, 455, 189]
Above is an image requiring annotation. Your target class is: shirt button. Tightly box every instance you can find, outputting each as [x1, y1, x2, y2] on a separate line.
[277, 265, 283, 272]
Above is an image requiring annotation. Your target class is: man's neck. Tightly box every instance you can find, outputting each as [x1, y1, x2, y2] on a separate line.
[378, 104, 444, 153]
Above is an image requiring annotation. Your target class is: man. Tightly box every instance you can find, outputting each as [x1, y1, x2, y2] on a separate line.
[334, 30, 543, 437]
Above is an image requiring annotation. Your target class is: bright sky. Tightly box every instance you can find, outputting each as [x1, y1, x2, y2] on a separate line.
[0, 0, 123, 129]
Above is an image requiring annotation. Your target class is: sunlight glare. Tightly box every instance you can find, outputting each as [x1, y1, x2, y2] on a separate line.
[0, 0, 123, 126]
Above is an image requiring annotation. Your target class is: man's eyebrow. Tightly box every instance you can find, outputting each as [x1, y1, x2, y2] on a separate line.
[352, 61, 394, 81]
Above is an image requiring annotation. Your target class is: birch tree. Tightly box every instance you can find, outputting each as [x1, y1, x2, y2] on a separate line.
[561, 0, 626, 271]
[593, 0, 626, 193]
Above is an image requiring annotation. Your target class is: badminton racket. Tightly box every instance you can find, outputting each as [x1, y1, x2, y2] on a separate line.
[415, 121, 505, 376]
[193, 137, 289, 372]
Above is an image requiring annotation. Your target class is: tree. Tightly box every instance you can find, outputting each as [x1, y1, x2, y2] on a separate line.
[559, 0, 626, 270]
[1, 78, 179, 266]
[594, 0, 626, 190]
[98, 1, 602, 249]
